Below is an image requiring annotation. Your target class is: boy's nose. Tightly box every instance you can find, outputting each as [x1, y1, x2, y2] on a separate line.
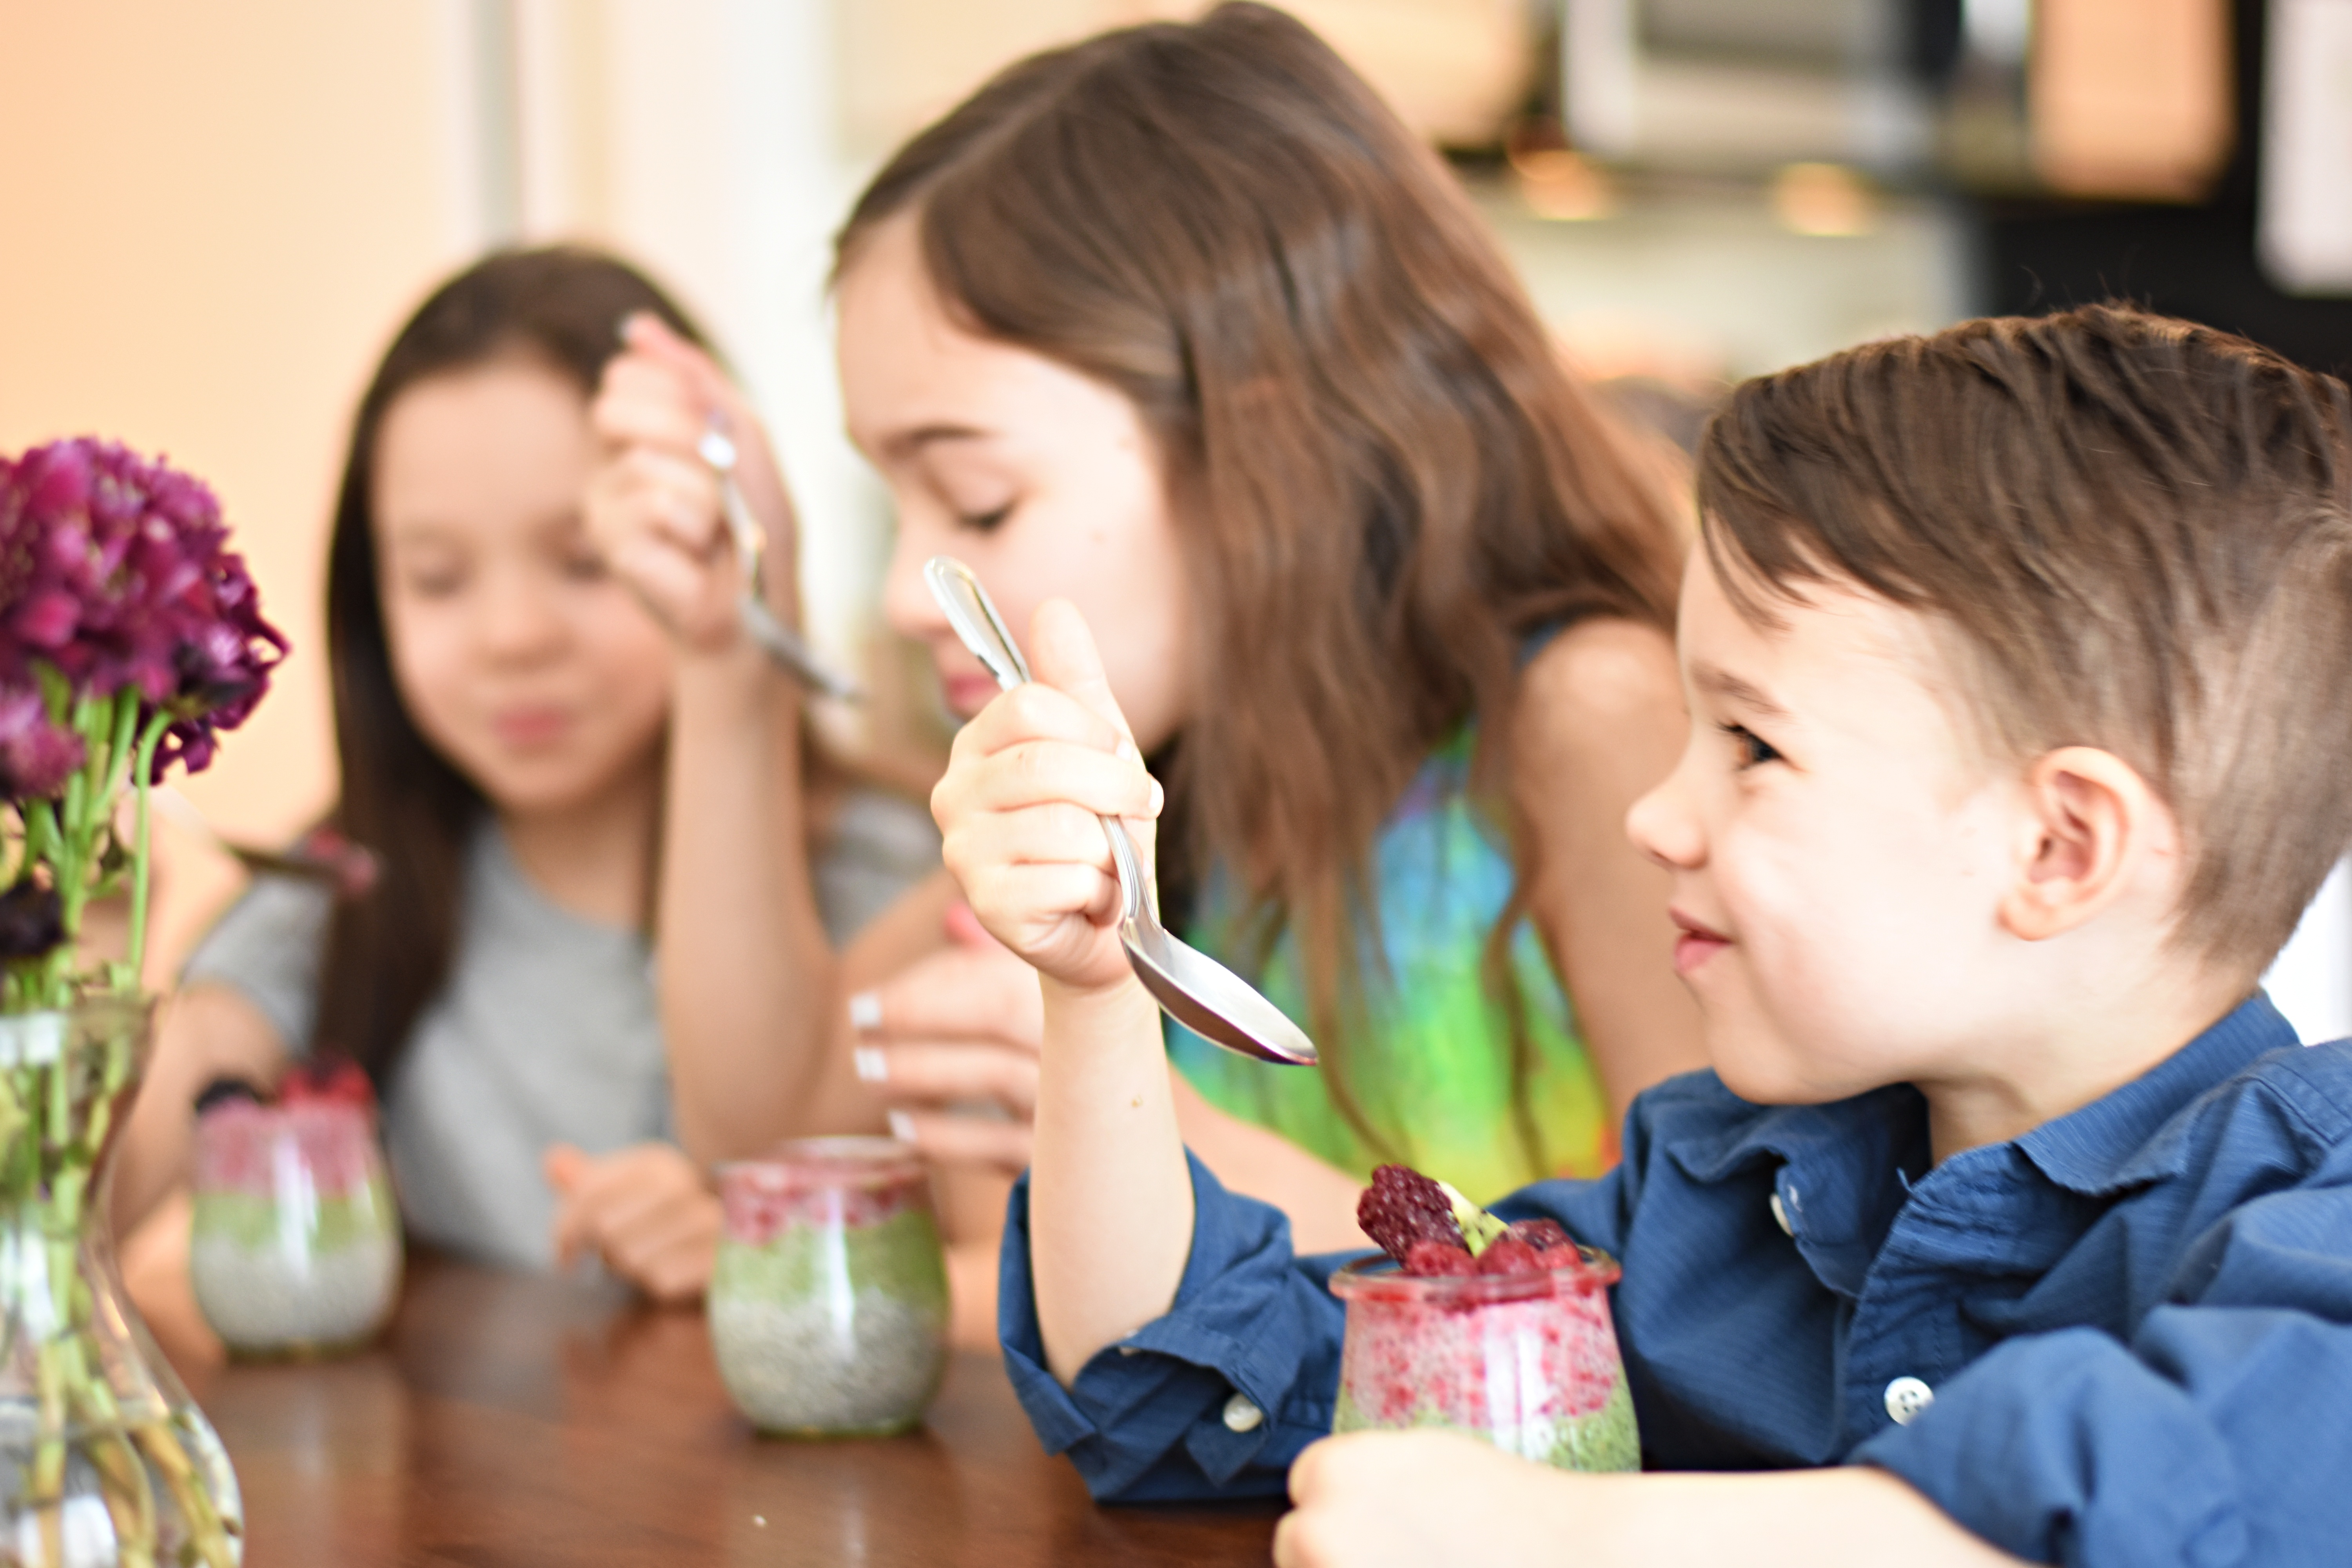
[1625, 766, 1704, 871]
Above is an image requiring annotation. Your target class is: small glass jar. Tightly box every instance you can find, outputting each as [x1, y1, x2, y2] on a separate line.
[709, 1137, 949, 1437]
[1329, 1249, 1639, 1471]
[189, 1095, 402, 1357]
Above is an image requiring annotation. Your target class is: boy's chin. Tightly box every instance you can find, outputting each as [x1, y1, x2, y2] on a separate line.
[1704, 1027, 1864, 1107]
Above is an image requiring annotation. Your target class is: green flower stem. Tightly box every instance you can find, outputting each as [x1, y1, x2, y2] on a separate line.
[124, 714, 167, 986]
[4, 1019, 239, 1564]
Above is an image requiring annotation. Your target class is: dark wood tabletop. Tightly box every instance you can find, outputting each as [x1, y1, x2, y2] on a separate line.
[167, 1254, 1279, 1567]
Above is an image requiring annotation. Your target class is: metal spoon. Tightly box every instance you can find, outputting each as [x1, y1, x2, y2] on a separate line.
[923, 555, 1318, 1067]
[697, 424, 862, 702]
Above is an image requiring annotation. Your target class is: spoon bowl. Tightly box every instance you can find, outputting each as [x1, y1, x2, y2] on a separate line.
[924, 555, 1317, 1068]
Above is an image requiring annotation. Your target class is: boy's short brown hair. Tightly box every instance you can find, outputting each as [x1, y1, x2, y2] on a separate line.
[1700, 304, 2352, 973]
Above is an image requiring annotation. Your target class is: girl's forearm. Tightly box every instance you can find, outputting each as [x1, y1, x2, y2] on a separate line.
[1030, 973, 1195, 1385]
[655, 642, 837, 1163]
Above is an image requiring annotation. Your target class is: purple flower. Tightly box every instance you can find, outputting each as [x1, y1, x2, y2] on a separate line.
[0, 438, 286, 781]
[0, 688, 83, 798]
[0, 879, 64, 960]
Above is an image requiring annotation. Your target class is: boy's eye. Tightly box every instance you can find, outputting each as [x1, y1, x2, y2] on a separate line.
[1721, 722, 1783, 770]
[956, 503, 1013, 534]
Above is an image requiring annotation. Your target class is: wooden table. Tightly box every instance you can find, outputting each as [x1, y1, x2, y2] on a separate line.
[168, 1255, 1280, 1566]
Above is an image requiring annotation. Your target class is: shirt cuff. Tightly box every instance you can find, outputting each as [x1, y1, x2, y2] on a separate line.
[997, 1148, 1352, 1501]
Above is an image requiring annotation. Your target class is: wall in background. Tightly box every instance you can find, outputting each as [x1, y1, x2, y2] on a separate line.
[0, 0, 481, 976]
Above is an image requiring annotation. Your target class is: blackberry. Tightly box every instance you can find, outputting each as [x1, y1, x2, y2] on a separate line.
[1358, 1164, 1461, 1261]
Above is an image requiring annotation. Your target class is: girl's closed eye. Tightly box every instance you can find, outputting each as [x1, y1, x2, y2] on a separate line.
[955, 501, 1014, 534]
[559, 538, 609, 582]
[1720, 721, 1783, 770]
[397, 555, 468, 599]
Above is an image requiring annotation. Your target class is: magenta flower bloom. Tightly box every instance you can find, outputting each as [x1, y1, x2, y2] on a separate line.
[0, 438, 287, 780]
[0, 688, 83, 798]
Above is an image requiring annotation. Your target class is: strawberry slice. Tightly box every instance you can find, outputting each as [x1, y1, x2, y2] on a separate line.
[278, 1057, 374, 1109]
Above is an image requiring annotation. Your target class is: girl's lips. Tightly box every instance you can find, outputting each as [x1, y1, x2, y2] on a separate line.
[942, 672, 1000, 718]
[491, 706, 572, 748]
[1670, 909, 1731, 977]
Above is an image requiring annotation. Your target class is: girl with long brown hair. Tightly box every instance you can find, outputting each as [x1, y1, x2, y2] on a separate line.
[597, 0, 1701, 1312]
[113, 247, 936, 1301]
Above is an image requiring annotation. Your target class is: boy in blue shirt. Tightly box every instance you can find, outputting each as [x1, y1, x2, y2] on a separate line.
[931, 304, 2352, 1566]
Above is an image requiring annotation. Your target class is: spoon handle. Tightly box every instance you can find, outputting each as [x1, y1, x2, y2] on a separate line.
[697, 423, 863, 702]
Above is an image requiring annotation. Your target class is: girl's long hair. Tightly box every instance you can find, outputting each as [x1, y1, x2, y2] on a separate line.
[837, 4, 1684, 1167]
[314, 247, 706, 1083]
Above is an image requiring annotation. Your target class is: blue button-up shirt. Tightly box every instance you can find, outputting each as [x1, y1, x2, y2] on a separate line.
[1000, 994, 2352, 1565]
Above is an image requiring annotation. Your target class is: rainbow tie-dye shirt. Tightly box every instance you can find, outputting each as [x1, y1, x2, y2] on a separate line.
[1165, 738, 1614, 1204]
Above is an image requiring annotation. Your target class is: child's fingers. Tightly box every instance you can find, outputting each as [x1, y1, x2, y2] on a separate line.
[619, 312, 732, 408]
[860, 1041, 1041, 1116]
[599, 1198, 720, 1303]
[946, 845, 1121, 933]
[549, 1188, 595, 1268]
[884, 1107, 1035, 1175]
[630, 1231, 718, 1305]
[942, 741, 1159, 834]
[857, 944, 1042, 1051]
[951, 681, 1128, 764]
[598, 448, 726, 555]
[543, 1143, 590, 1193]
[597, 1182, 719, 1267]
[590, 355, 707, 453]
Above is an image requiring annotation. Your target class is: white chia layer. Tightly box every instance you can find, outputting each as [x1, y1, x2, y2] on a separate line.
[710, 1289, 946, 1434]
[190, 1234, 401, 1352]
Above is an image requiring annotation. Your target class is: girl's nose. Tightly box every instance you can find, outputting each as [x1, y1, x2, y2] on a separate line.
[477, 564, 566, 661]
[879, 523, 950, 643]
[1625, 757, 1705, 872]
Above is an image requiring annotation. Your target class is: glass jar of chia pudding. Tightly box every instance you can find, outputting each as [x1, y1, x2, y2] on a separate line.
[189, 1093, 403, 1357]
[1328, 1248, 1639, 1471]
[709, 1137, 949, 1437]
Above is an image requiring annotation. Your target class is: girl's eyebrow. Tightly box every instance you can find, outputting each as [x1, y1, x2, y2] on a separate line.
[1693, 662, 1790, 719]
[885, 423, 992, 460]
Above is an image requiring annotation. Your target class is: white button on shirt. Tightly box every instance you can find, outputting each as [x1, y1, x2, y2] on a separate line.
[1222, 1393, 1265, 1432]
[1884, 1376, 1935, 1425]
[1769, 1190, 1793, 1236]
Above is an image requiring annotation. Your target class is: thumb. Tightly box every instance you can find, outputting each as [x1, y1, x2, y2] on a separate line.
[1028, 598, 1162, 910]
[943, 900, 1009, 951]
[1028, 599, 1135, 755]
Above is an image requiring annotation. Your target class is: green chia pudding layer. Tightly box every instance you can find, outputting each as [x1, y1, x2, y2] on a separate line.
[1334, 1362, 1640, 1472]
[710, 1203, 949, 1436]
[190, 1177, 401, 1353]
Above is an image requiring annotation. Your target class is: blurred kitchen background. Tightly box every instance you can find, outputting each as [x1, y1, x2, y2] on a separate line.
[4, 0, 2350, 1029]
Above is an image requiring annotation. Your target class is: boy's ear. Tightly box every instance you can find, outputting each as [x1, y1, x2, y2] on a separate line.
[1999, 746, 2177, 942]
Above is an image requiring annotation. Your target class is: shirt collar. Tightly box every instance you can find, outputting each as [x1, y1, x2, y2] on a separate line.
[1664, 991, 2297, 1200]
[1668, 1082, 1927, 1190]
[2014, 990, 2299, 1195]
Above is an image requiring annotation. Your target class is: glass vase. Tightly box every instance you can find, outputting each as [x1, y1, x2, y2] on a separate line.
[0, 996, 243, 1566]
[708, 1136, 948, 1437]
[1329, 1247, 1640, 1472]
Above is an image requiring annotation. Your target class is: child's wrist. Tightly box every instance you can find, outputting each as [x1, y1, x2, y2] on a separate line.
[670, 636, 798, 725]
